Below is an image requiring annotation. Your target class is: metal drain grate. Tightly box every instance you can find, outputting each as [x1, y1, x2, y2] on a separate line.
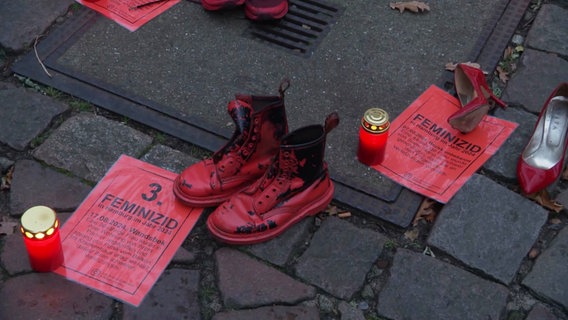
[246, 0, 344, 57]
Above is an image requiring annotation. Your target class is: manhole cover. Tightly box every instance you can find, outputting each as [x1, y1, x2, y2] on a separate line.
[246, 0, 344, 57]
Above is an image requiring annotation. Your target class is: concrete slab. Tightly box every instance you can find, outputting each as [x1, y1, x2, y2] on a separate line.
[32, 113, 153, 182]
[0, 0, 75, 52]
[141, 144, 200, 174]
[0, 273, 114, 319]
[215, 247, 316, 308]
[503, 49, 568, 113]
[522, 226, 568, 309]
[427, 174, 548, 284]
[122, 269, 201, 320]
[525, 4, 568, 57]
[0, 87, 68, 151]
[9, 159, 92, 215]
[12, 0, 513, 221]
[212, 305, 320, 320]
[245, 217, 313, 267]
[294, 216, 386, 300]
[377, 249, 509, 320]
[487, 107, 535, 180]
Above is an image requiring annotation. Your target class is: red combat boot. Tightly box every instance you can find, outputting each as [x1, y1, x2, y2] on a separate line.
[207, 112, 340, 245]
[173, 81, 289, 207]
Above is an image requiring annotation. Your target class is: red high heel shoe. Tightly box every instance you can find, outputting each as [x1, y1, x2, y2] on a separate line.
[447, 64, 507, 133]
[517, 83, 568, 194]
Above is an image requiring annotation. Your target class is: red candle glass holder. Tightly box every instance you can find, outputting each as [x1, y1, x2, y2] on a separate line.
[20, 206, 64, 272]
[357, 108, 390, 166]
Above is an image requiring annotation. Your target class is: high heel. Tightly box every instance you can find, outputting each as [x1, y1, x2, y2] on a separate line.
[517, 83, 568, 194]
[447, 64, 507, 133]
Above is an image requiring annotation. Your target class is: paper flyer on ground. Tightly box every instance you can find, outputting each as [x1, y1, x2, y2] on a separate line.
[54, 155, 203, 306]
[77, 0, 181, 32]
[374, 85, 518, 203]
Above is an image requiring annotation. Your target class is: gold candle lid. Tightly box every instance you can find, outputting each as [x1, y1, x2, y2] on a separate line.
[20, 206, 59, 240]
[362, 108, 390, 133]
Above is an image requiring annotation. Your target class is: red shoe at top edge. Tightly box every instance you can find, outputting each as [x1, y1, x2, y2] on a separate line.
[517, 83, 568, 194]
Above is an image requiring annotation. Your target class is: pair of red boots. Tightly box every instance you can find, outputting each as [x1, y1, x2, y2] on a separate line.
[202, 0, 288, 20]
[173, 81, 339, 244]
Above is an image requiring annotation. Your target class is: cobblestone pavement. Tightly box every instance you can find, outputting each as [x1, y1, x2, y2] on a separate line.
[1, 1, 568, 319]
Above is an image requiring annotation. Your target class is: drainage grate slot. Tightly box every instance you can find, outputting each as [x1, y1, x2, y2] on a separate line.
[245, 0, 344, 57]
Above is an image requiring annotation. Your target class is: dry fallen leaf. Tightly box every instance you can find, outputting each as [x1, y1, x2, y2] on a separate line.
[503, 46, 514, 60]
[390, 1, 430, 13]
[412, 197, 440, 226]
[404, 228, 420, 241]
[528, 248, 539, 259]
[325, 205, 339, 216]
[337, 211, 352, 218]
[549, 218, 562, 225]
[1, 166, 14, 191]
[445, 61, 484, 73]
[496, 65, 509, 83]
[526, 189, 563, 213]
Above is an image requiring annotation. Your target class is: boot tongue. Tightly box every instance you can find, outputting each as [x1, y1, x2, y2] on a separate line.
[228, 95, 253, 134]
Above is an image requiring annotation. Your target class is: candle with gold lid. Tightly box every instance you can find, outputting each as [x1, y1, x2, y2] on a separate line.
[357, 108, 390, 166]
[20, 206, 64, 272]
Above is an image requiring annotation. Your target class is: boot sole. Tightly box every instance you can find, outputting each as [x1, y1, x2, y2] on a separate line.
[206, 180, 334, 245]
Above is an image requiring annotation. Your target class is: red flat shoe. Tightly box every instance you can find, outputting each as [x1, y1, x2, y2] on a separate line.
[517, 83, 568, 194]
[448, 64, 507, 133]
[202, 0, 245, 11]
[245, 0, 288, 20]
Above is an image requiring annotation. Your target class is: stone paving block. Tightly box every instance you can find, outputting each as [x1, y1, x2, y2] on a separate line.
[1, 233, 33, 275]
[525, 4, 568, 57]
[0, 0, 74, 52]
[211, 305, 320, 320]
[522, 226, 568, 309]
[215, 247, 316, 309]
[123, 269, 200, 320]
[0, 273, 113, 319]
[487, 107, 534, 180]
[245, 217, 312, 267]
[503, 49, 568, 113]
[9, 160, 92, 215]
[294, 217, 386, 300]
[428, 174, 547, 284]
[171, 247, 196, 265]
[33, 113, 152, 182]
[141, 144, 199, 174]
[377, 249, 509, 320]
[0, 88, 68, 150]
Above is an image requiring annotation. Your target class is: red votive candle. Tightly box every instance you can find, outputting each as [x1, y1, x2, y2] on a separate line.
[357, 108, 390, 166]
[20, 206, 64, 272]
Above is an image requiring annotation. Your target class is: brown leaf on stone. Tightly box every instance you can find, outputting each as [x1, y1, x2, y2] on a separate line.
[526, 189, 563, 213]
[562, 167, 568, 180]
[337, 211, 352, 218]
[528, 248, 539, 259]
[503, 46, 514, 60]
[0, 166, 14, 191]
[390, 1, 430, 13]
[412, 197, 440, 226]
[549, 218, 562, 225]
[325, 205, 339, 216]
[496, 66, 509, 83]
[404, 228, 420, 241]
